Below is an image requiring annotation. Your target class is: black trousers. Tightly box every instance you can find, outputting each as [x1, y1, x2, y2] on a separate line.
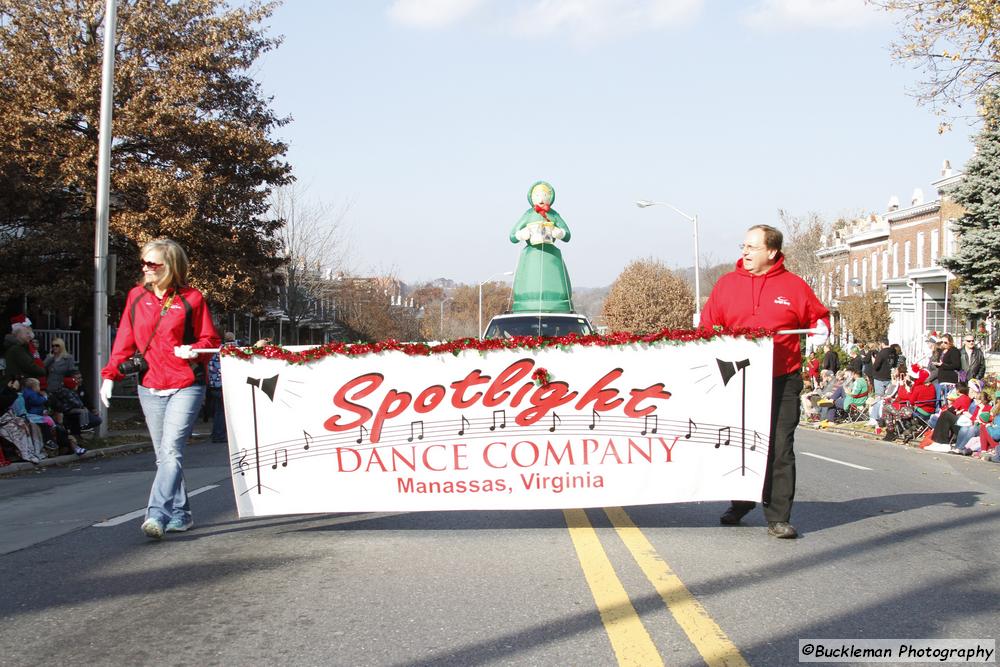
[731, 371, 802, 523]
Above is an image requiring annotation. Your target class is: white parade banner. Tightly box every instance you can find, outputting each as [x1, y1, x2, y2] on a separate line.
[220, 336, 774, 517]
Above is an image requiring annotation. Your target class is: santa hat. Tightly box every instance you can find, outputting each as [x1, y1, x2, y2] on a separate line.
[10, 314, 31, 331]
[63, 376, 79, 389]
[907, 363, 922, 379]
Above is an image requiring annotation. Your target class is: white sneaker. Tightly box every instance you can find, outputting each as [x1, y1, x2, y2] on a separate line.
[141, 518, 164, 539]
[867, 419, 879, 428]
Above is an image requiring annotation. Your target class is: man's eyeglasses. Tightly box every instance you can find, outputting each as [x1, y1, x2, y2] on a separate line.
[965, 339, 974, 343]
[739, 244, 766, 252]
[141, 260, 164, 270]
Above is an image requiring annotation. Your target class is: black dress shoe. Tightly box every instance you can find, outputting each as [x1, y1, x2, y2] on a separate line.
[767, 521, 799, 539]
[720, 504, 754, 525]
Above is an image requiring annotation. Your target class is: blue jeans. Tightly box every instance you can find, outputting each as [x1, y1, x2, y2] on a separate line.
[138, 384, 206, 525]
[874, 379, 890, 397]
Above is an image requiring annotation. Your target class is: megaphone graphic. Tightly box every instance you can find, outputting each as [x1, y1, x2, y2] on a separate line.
[246, 374, 279, 401]
[245, 374, 280, 496]
[716, 358, 750, 386]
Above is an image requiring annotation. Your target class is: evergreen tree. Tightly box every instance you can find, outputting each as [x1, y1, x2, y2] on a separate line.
[940, 95, 1000, 316]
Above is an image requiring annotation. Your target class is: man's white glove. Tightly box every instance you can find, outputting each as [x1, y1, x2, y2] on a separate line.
[806, 320, 830, 351]
[515, 227, 530, 241]
[100, 379, 114, 408]
[174, 344, 198, 360]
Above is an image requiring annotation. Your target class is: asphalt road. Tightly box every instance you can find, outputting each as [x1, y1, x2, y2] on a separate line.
[1, 429, 998, 666]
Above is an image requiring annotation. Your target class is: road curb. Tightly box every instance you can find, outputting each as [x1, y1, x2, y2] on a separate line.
[0, 434, 217, 475]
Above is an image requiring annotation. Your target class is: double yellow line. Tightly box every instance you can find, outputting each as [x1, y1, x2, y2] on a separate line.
[564, 507, 748, 667]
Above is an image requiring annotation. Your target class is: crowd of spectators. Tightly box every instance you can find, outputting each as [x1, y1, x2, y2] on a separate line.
[1, 316, 92, 464]
[802, 333, 999, 464]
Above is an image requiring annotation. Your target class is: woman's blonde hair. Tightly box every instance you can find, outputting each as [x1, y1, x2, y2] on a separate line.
[51, 337, 69, 359]
[140, 238, 189, 289]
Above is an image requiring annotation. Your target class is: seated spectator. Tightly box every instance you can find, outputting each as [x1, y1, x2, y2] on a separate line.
[951, 380, 987, 453]
[0, 378, 47, 464]
[816, 370, 847, 423]
[837, 368, 869, 416]
[3, 322, 45, 385]
[20, 377, 79, 454]
[48, 375, 92, 454]
[43, 337, 77, 392]
[870, 364, 904, 427]
[802, 369, 833, 421]
[925, 385, 972, 452]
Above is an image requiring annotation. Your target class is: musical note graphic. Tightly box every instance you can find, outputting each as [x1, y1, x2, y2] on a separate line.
[408, 420, 424, 442]
[684, 418, 697, 439]
[303, 430, 313, 451]
[549, 413, 561, 433]
[715, 425, 731, 449]
[751, 431, 762, 452]
[589, 410, 601, 430]
[272, 449, 288, 469]
[356, 424, 368, 444]
[490, 410, 506, 431]
[458, 415, 470, 436]
[237, 449, 248, 477]
[641, 414, 658, 435]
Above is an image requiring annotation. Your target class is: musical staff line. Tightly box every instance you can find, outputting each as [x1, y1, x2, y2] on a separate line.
[228, 413, 769, 475]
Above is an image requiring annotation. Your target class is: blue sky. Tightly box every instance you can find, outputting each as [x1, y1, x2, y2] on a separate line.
[250, 0, 975, 288]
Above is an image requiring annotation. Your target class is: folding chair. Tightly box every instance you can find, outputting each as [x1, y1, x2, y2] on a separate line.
[900, 400, 936, 443]
[844, 388, 873, 423]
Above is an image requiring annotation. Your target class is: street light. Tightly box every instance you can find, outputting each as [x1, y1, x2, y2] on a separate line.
[439, 297, 453, 340]
[636, 199, 701, 327]
[478, 270, 514, 339]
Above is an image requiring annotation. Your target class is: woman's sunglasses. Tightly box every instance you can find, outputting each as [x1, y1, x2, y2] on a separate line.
[141, 260, 164, 270]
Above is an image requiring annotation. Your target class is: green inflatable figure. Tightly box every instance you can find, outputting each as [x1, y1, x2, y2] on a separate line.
[509, 181, 574, 313]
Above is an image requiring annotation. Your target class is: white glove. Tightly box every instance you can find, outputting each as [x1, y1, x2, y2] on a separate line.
[515, 227, 530, 241]
[100, 379, 114, 408]
[806, 320, 830, 351]
[174, 344, 199, 360]
[552, 227, 565, 240]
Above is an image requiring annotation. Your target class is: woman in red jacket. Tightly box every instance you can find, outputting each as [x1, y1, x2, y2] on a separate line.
[100, 239, 220, 540]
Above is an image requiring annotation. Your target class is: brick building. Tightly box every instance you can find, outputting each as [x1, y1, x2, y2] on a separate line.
[816, 160, 964, 363]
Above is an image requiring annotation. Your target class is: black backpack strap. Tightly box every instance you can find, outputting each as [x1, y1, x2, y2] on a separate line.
[177, 293, 195, 344]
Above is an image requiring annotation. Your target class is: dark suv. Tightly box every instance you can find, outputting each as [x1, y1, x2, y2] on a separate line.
[482, 313, 596, 339]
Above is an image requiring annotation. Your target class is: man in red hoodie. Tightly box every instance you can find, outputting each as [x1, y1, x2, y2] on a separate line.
[700, 225, 830, 539]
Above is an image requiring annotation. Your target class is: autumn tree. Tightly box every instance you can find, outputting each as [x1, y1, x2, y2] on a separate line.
[940, 96, 1000, 316]
[270, 184, 349, 344]
[838, 288, 892, 343]
[870, 0, 1000, 120]
[602, 258, 695, 334]
[416, 282, 510, 340]
[777, 210, 828, 291]
[0, 0, 290, 320]
[333, 278, 421, 343]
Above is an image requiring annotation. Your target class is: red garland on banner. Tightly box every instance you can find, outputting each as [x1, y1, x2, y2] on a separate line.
[220, 327, 774, 365]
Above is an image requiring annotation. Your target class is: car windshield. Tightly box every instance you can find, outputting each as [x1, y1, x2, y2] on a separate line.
[484, 315, 594, 339]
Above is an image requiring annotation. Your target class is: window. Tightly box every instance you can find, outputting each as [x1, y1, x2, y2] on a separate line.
[925, 299, 949, 334]
[917, 232, 925, 268]
[931, 229, 940, 264]
[892, 242, 899, 278]
[904, 241, 911, 274]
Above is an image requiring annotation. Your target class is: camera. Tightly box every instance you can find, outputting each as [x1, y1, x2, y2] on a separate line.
[118, 353, 148, 377]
